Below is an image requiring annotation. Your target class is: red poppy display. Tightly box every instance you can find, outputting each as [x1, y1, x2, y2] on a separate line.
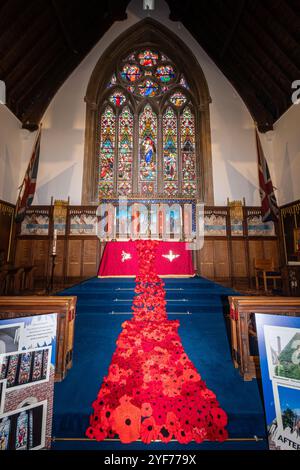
[86, 240, 228, 444]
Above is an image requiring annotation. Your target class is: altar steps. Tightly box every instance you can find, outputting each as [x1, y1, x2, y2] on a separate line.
[52, 276, 266, 451]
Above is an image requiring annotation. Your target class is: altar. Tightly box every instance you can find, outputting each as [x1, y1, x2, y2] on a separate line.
[98, 241, 195, 277]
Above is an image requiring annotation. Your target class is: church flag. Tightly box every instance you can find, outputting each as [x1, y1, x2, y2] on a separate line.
[255, 129, 279, 223]
[15, 127, 41, 223]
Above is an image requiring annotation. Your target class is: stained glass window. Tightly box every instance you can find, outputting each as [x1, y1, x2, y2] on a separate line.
[99, 106, 115, 197]
[138, 50, 158, 66]
[108, 92, 126, 107]
[107, 73, 117, 88]
[139, 104, 157, 194]
[121, 64, 141, 82]
[179, 75, 189, 89]
[170, 92, 187, 107]
[98, 49, 199, 198]
[118, 106, 133, 195]
[181, 106, 196, 196]
[138, 79, 159, 97]
[163, 107, 178, 196]
[156, 65, 175, 83]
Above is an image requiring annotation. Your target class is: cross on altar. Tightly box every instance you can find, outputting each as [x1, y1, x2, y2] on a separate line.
[162, 250, 180, 262]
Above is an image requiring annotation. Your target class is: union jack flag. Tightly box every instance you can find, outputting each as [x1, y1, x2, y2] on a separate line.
[256, 129, 279, 223]
[15, 128, 41, 223]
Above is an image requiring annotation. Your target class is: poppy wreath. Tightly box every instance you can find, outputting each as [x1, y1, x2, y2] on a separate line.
[86, 239, 228, 444]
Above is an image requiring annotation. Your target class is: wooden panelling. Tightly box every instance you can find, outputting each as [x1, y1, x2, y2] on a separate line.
[67, 240, 82, 277]
[199, 240, 214, 278]
[32, 239, 49, 277]
[54, 239, 65, 277]
[12, 204, 280, 288]
[231, 240, 247, 277]
[263, 239, 279, 268]
[248, 240, 264, 277]
[213, 240, 230, 278]
[82, 239, 98, 277]
[15, 239, 32, 265]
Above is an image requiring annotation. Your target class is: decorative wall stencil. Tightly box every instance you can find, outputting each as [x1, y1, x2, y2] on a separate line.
[247, 215, 275, 236]
[21, 213, 49, 236]
[70, 213, 97, 235]
[204, 213, 227, 236]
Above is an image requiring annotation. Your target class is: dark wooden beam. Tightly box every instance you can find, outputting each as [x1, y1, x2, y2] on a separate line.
[50, 0, 78, 54]
[4, 24, 59, 87]
[220, 0, 246, 58]
[8, 38, 64, 104]
[1, 8, 55, 76]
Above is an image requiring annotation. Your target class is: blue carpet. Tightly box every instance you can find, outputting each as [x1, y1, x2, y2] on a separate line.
[52, 276, 267, 450]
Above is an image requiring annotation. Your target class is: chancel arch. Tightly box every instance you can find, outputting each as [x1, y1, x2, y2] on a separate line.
[82, 19, 213, 205]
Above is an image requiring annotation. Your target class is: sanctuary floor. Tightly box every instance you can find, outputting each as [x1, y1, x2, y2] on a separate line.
[52, 276, 267, 450]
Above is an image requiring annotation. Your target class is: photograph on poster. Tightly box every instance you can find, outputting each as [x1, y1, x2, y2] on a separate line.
[0, 401, 46, 451]
[263, 325, 300, 386]
[269, 384, 300, 450]
[0, 347, 51, 390]
[0, 380, 6, 414]
[0, 324, 23, 354]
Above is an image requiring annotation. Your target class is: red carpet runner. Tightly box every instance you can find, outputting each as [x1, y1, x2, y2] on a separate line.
[86, 240, 228, 444]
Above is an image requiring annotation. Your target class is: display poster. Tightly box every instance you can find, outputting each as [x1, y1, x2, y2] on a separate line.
[0, 314, 57, 450]
[256, 314, 300, 450]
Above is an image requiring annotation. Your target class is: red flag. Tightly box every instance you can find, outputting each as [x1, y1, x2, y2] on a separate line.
[15, 128, 41, 222]
[255, 129, 279, 223]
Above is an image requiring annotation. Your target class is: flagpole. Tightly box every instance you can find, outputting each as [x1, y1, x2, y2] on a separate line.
[15, 124, 42, 222]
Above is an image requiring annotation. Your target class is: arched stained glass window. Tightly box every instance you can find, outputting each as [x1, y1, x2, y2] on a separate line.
[181, 107, 197, 196]
[139, 104, 157, 195]
[163, 107, 178, 196]
[98, 49, 199, 199]
[118, 106, 133, 195]
[99, 106, 115, 197]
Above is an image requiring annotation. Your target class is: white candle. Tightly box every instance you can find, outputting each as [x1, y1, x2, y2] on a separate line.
[52, 229, 57, 255]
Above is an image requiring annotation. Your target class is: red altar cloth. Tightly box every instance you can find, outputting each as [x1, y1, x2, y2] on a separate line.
[98, 241, 195, 277]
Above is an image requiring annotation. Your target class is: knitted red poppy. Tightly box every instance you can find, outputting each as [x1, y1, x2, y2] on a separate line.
[86, 239, 228, 444]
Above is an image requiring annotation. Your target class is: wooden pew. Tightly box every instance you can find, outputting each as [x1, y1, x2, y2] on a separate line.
[229, 296, 300, 381]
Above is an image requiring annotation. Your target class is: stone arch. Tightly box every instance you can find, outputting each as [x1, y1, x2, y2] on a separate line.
[82, 18, 213, 204]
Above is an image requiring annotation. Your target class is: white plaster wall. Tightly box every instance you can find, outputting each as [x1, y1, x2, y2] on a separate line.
[33, 0, 260, 206]
[0, 105, 22, 204]
[270, 104, 300, 206]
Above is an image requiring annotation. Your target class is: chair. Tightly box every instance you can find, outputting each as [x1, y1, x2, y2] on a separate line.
[254, 258, 281, 292]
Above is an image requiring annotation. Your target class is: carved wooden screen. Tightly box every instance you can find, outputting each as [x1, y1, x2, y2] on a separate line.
[98, 49, 198, 199]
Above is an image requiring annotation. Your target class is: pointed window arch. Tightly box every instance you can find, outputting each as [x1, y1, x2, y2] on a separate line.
[83, 20, 213, 204]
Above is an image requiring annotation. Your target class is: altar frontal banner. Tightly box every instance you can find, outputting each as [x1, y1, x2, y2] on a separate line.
[255, 313, 300, 450]
[0, 313, 57, 450]
[98, 241, 195, 277]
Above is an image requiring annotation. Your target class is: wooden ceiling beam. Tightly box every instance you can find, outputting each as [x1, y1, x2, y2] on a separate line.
[8, 38, 65, 103]
[20, 51, 84, 128]
[0, 0, 44, 49]
[248, 1, 300, 72]
[4, 24, 59, 87]
[50, 0, 78, 54]
[220, 0, 246, 58]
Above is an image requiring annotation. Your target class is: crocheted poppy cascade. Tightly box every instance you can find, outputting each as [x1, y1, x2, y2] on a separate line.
[86, 240, 228, 444]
